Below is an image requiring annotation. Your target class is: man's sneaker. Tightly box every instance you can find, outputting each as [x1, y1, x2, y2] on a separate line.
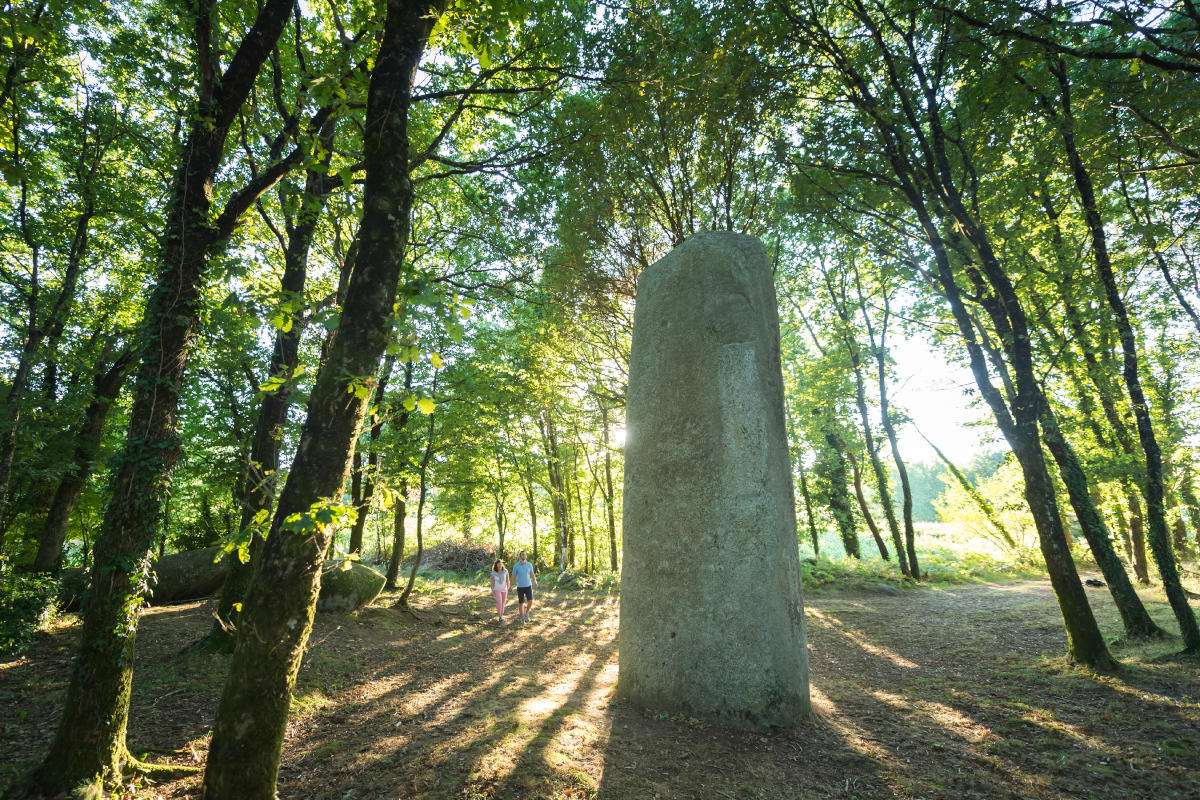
[523, 614, 531, 623]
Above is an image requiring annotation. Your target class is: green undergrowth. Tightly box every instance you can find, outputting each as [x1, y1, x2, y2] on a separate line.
[406, 552, 1041, 599]
[801, 549, 1043, 593]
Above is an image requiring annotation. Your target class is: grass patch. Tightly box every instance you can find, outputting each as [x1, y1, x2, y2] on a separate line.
[291, 689, 335, 719]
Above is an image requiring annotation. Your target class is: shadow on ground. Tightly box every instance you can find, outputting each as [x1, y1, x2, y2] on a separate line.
[2, 578, 1198, 799]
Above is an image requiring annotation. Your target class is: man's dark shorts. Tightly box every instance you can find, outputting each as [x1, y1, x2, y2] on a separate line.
[517, 586, 533, 603]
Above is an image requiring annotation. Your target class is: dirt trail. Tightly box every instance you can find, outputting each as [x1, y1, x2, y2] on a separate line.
[1, 578, 1198, 799]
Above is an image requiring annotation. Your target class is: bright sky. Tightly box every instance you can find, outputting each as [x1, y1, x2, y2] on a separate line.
[887, 329, 1006, 467]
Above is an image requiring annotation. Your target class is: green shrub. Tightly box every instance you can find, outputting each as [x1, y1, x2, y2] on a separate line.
[0, 573, 59, 657]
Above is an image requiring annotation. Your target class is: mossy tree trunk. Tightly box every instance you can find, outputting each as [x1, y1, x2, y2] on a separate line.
[203, 130, 335, 652]
[1125, 491, 1151, 583]
[1052, 58, 1200, 652]
[1038, 396, 1166, 639]
[202, 5, 447, 794]
[386, 486, 407, 590]
[27, 2, 297, 792]
[845, 447, 888, 560]
[817, 433, 859, 559]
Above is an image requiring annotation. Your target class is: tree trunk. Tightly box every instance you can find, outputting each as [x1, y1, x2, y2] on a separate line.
[846, 448, 888, 560]
[866, 293, 919, 577]
[601, 402, 618, 572]
[1126, 491, 1151, 584]
[821, 433, 859, 559]
[797, 460, 820, 556]
[522, 462, 539, 566]
[202, 4, 446, 796]
[922, 430, 1018, 550]
[32, 348, 133, 573]
[494, 490, 506, 560]
[348, 351, 396, 558]
[385, 482, 408, 591]
[399, 407, 437, 610]
[829, 273, 905, 572]
[1039, 395, 1166, 638]
[201, 138, 335, 652]
[541, 411, 572, 571]
[30, 3, 297, 792]
[346, 450, 364, 555]
[1053, 58, 1199, 653]
[1181, 469, 1200, 550]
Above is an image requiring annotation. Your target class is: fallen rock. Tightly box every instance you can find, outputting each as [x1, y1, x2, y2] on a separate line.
[317, 561, 386, 613]
[57, 546, 227, 610]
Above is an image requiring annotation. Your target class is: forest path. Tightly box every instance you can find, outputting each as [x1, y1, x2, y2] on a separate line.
[2, 577, 1198, 799]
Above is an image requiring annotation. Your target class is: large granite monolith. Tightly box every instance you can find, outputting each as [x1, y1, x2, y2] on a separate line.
[617, 231, 809, 730]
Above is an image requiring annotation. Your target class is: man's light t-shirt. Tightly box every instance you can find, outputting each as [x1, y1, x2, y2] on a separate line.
[512, 561, 534, 588]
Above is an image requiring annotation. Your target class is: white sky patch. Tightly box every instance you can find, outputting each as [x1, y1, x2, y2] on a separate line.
[888, 328, 1004, 466]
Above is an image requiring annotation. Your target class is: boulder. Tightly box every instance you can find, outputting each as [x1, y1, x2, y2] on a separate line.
[57, 545, 227, 610]
[147, 545, 227, 604]
[317, 560, 386, 613]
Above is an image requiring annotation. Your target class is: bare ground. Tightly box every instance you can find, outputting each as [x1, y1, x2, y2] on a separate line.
[2, 577, 1198, 800]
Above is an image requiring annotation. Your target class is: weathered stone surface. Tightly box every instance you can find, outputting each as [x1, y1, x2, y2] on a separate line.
[618, 231, 809, 730]
[317, 561, 386, 613]
[57, 545, 227, 610]
[148, 545, 228, 604]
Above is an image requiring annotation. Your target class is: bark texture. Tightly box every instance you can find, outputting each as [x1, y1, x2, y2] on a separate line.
[29, 2, 297, 791]
[202, 4, 447, 796]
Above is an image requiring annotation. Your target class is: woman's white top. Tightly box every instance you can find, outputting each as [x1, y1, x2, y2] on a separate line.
[491, 569, 509, 591]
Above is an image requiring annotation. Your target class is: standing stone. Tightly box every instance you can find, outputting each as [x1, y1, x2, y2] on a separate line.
[617, 231, 809, 730]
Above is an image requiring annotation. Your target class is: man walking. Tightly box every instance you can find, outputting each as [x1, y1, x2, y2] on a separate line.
[512, 550, 537, 623]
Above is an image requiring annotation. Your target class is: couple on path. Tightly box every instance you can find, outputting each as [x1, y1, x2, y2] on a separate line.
[489, 550, 536, 624]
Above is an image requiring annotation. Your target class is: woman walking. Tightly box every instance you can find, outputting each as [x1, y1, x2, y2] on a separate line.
[489, 559, 511, 623]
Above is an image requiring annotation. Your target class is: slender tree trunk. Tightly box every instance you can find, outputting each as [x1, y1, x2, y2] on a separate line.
[0, 204, 91, 546]
[385, 362, 415, 590]
[494, 490, 506, 560]
[385, 482, 408, 591]
[921, 430, 1018, 550]
[1126, 491, 1151, 584]
[1181, 469, 1200, 550]
[541, 411, 572, 572]
[1169, 493, 1191, 556]
[601, 402, 618, 571]
[202, 5, 447, 795]
[846, 448, 888, 560]
[1038, 395, 1166, 638]
[829, 274, 905, 572]
[1052, 58, 1199, 652]
[32, 348, 133, 573]
[399, 407, 437, 610]
[821, 433, 859, 559]
[30, 3, 297, 792]
[521, 463, 539, 566]
[865, 293, 920, 577]
[797, 460, 820, 556]
[348, 354, 394, 558]
[201, 141, 335, 652]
